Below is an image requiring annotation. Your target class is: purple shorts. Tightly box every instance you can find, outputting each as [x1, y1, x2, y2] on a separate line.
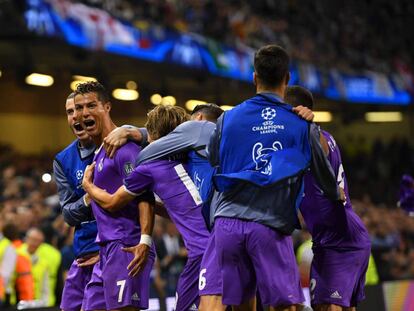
[83, 240, 155, 311]
[310, 247, 370, 307]
[175, 255, 202, 311]
[60, 260, 94, 311]
[215, 217, 304, 307]
[199, 230, 222, 296]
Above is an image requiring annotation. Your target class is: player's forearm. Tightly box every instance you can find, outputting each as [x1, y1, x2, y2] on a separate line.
[125, 126, 144, 144]
[309, 124, 341, 201]
[138, 201, 155, 236]
[54, 160, 91, 226]
[83, 182, 116, 210]
[61, 197, 92, 226]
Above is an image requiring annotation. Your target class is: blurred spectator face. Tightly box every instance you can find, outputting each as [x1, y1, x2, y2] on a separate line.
[16, 207, 35, 233]
[25, 228, 44, 254]
[2, 165, 16, 180]
[66, 97, 89, 141]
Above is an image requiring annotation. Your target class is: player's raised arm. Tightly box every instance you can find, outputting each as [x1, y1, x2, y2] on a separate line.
[293, 105, 314, 121]
[136, 121, 202, 164]
[309, 123, 342, 202]
[82, 162, 135, 211]
[104, 126, 148, 158]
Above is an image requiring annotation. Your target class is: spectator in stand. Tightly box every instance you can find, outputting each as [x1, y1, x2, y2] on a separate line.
[2, 223, 35, 305]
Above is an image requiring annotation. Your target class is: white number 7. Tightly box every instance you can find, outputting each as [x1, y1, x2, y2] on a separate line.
[116, 280, 126, 303]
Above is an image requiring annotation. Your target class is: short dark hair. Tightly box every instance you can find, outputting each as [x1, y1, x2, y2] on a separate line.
[284, 85, 314, 109]
[2, 223, 20, 241]
[254, 45, 290, 88]
[66, 92, 76, 100]
[191, 103, 224, 122]
[75, 81, 110, 103]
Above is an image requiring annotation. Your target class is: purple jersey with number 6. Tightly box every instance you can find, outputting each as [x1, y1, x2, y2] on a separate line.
[300, 131, 370, 250]
[124, 160, 210, 257]
[92, 142, 142, 245]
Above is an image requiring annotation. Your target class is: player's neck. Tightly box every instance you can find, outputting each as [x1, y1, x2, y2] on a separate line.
[79, 137, 94, 149]
[93, 120, 117, 146]
[256, 85, 285, 100]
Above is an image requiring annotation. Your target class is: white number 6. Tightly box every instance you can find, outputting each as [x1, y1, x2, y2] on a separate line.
[199, 269, 207, 290]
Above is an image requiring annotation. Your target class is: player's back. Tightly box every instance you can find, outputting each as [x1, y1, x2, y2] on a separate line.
[130, 159, 210, 257]
[92, 142, 142, 245]
[300, 130, 370, 250]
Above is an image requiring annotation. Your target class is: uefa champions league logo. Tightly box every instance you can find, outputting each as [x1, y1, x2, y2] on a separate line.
[252, 107, 284, 134]
[261, 107, 276, 121]
[76, 170, 84, 180]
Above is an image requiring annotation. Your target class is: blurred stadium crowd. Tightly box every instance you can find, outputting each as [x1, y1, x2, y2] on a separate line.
[1, 136, 413, 307]
[80, 0, 414, 73]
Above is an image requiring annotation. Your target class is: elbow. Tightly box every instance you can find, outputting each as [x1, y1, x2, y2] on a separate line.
[101, 201, 119, 213]
[62, 209, 78, 227]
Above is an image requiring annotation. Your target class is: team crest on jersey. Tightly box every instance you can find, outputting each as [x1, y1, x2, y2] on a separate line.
[76, 170, 84, 180]
[98, 158, 104, 172]
[124, 162, 134, 175]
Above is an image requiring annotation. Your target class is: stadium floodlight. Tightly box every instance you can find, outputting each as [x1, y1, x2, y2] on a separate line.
[70, 75, 97, 91]
[25, 73, 54, 87]
[112, 88, 139, 101]
[162, 96, 176, 106]
[365, 112, 402, 122]
[151, 94, 163, 105]
[220, 105, 234, 111]
[42, 173, 52, 183]
[126, 81, 137, 90]
[313, 111, 332, 123]
[185, 100, 207, 111]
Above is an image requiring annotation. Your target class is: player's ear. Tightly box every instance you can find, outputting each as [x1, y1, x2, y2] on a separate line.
[104, 102, 111, 112]
[253, 72, 257, 86]
[285, 72, 290, 86]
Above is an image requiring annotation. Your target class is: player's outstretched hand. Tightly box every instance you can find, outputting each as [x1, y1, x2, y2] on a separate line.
[77, 253, 99, 267]
[293, 105, 314, 121]
[123, 244, 150, 277]
[104, 127, 128, 158]
[82, 162, 96, 190]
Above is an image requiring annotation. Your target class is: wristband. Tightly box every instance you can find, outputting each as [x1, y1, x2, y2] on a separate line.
[139, 234, 152, 247]
[83, 194, 90, 207]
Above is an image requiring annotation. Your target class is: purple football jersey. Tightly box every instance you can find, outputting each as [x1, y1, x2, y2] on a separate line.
[300, 131, 370, 250]
[124, 160, 210, 257]
[91, 142, 142, 245]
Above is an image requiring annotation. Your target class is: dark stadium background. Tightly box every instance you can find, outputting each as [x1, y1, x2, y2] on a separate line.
[0, 0, 413, 310]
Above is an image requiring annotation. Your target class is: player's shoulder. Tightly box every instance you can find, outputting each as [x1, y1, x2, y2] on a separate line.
[55, 139, 79, 160]
[118, 140, 142, 153]
[175, 120, 206, 131]
[321, 130, 336, 144]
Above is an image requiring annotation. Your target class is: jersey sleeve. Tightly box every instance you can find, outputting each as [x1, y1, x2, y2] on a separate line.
[207, 115, 223, 167]
[114, 143, 141, 180]
[308, 123, 341, 201]
[123, 164, 154, 196]
[53, 159, 92, 226]
[136, 121, 203, 164]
